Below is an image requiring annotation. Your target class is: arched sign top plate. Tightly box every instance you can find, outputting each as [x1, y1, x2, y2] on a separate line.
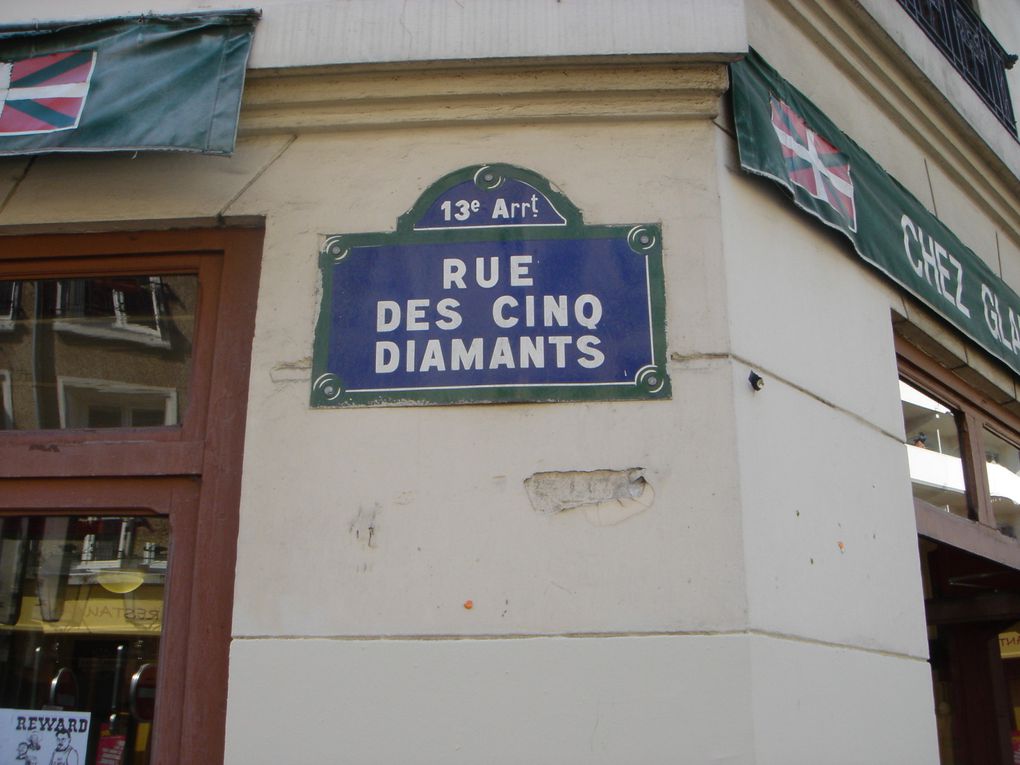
[314, 163, 668, 408]
[400, 164, 579, 232]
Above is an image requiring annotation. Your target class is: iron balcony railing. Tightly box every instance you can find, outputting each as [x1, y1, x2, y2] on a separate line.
[897, 0, 1018, 136]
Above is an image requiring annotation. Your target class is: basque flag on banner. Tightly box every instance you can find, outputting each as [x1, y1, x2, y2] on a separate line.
[732, 48, 1020, 381]
[0, 11, 257, 155]
[0, 51, 96, 135]
[769, 96, 857, 232]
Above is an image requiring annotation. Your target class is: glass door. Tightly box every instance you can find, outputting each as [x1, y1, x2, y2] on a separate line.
[0, 515, 169, 765]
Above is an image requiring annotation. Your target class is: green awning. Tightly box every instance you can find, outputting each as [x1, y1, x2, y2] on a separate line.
[732, 50, 1020, 378]
[0, 11, 258, 155]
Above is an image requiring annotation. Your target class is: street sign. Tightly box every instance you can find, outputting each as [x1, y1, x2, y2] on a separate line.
[312, 164, 669, 407]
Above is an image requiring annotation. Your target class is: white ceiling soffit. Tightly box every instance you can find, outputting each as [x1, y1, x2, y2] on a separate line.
[0, 0, 749, 68]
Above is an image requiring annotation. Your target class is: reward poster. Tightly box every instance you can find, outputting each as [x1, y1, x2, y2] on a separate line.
[0, 709, 90, 764]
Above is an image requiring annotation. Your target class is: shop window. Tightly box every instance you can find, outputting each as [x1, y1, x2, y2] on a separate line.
[0, 515, 168, 762]
[901, 379, 970, 519]
[0, 226, 263, 765]
[898, 339, 1020, 549]
[985, 429, 1020, 539]
[901, 338, 1020, 763]
[922, 535, 1020, 764]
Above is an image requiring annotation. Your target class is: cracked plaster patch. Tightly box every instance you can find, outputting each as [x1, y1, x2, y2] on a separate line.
[523, 468, 654, 526]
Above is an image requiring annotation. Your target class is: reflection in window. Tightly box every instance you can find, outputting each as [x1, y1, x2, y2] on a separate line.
[0, 281, 17, 331]
[984, 429, 1020, 538]
[58, 378, 177, 429]
[900, 379, 969, 518]
[0, 370, 11, 430]
[56, 277, 168, 347]
[0, 276, 195, 430]
[0, 515, 168, 765]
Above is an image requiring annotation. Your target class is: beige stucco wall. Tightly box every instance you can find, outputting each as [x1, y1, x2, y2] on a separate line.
[221, 104, 761, 759]
[223, 38, 944, 755]
[210, 67, 936, 756]
[226, 117, 746, 639]
[0, 59, 767, 760]
[717, 124, 940, 764]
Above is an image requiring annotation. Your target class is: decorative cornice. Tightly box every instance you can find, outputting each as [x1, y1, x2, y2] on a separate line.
[238, 61, 730, 135]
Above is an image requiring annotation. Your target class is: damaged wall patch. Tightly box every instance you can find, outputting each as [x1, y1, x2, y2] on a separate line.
[523, 468, 654, 526]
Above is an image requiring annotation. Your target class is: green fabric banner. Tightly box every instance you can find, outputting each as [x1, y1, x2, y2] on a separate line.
[0, 11, 257, 155]
[732, 50, 1020, 378]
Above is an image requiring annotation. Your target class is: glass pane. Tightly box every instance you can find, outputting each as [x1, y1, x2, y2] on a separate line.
[0, 275, 196, 430]
[900, 379, 969, 518]
[984, 429, 1020, 538]
[0, 283, 16, 323]
[0, 515, 168, 765]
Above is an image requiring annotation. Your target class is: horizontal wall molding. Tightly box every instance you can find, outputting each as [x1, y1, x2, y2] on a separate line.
[239, 61, 730, 135]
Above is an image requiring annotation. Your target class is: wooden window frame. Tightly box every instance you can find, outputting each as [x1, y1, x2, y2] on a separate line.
[0, 225, 263, 765]
[898, 336, 1020, 570]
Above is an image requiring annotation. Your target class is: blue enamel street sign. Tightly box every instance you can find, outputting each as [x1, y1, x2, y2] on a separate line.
[311, 164, 669, 407]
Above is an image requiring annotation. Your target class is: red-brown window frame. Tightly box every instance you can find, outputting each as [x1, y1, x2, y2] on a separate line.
[0, 224, 263, 765]
[898, 336, 1020, 571]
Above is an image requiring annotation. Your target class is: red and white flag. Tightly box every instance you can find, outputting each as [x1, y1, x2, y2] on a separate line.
[0, 50, 96, 135]
[770, 96, 857, 232]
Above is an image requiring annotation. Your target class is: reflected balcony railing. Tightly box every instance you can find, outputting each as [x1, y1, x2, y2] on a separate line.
[906, 443, 1020, 536]
[896, 0, 1018, 135]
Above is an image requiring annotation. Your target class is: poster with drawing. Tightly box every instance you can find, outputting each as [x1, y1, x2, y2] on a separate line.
[0, 709, 90, 765]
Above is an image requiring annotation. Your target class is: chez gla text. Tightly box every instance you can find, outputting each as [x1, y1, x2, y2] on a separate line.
[901, 213, 1020, 358]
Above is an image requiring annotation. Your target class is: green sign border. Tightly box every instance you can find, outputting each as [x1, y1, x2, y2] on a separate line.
[311, 163, 670, 408]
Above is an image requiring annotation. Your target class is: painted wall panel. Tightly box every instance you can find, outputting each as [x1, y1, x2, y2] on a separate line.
[719, 122, 929, 656]
[926, 159, 1003, 276]
[225, 634, 755, 765]
[227, 122, 745, 637]
[227, 122, 732, 356]
[0, 160, 29, 207]
[749, 634, 939, 765]
[234, 356, 746, 637]
[999, 231, 1020, 307]
[0, 136, 292, 225]
[733, 360, 929, 657]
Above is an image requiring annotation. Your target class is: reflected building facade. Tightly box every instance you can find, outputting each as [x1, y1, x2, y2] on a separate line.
[0, 276, 195, 431]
